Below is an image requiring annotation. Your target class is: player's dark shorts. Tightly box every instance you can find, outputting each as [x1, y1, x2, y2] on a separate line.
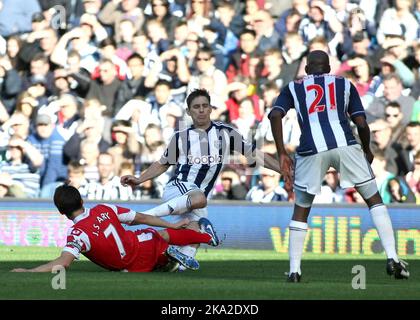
[127, 228, 169, 272]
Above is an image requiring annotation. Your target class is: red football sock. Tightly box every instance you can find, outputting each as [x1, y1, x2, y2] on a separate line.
[166, 229, 211, 246]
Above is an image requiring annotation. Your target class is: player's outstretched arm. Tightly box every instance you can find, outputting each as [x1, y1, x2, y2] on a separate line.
[11, 252, 75, 273]
[131, 213, 189, 229]
[254, 150, 281, 174]
[121, 161, 170, 188]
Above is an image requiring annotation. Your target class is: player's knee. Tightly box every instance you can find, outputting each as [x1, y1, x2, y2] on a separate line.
[295, 189, 315, 208]
[355, 181, 378, 202]
[189, 191, 207, 209]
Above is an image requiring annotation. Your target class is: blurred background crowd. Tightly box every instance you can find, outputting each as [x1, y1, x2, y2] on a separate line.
[0, 0, 419, 204]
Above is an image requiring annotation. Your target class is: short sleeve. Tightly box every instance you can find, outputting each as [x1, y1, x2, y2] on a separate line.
[62, 227, 91, 259]
[348, 82, 366, 119]
[268, 85, 295, 119]
[102, 204, 137, 224]
[159, 132, 179, 165]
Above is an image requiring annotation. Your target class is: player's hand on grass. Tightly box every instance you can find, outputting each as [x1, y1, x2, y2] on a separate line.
[11, 268, 30, 272]
[120, 175, 141, 188]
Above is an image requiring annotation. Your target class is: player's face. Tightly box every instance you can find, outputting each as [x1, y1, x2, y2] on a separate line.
[187, 96, 212, 128]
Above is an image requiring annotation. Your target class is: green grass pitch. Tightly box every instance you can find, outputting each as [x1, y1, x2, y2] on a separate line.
[0, 246, 419, 300]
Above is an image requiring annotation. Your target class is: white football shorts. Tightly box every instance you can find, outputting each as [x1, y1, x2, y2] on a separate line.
[162, 179, 208, 222]
[293, 144, 375, 195]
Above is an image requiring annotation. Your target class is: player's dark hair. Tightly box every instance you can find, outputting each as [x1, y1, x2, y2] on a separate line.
[305, 50, 331, 75]
[186, 88, 211, 109]
[54, 184, 83, 218]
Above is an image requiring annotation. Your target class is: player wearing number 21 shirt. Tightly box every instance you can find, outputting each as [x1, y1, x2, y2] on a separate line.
[11, 184, 218, 273]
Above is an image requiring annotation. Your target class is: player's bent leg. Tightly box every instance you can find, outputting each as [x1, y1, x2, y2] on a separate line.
[356, 183, 410, 280]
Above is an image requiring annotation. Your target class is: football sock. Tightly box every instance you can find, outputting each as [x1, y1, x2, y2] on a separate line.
[143, 194, 192, 217]
[289, 220, 308, 275]
[166, 229, 211, 246]
[370, 204, 399, 262]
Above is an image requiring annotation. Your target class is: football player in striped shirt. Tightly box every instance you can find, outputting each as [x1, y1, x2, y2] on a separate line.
[121, 89, 281, 269]
[269, 50, 409, 282]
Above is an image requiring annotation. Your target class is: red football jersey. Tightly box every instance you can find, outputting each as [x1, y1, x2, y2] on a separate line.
[63, 204, 169, 272]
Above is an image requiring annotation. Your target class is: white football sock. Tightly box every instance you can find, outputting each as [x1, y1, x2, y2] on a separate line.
[370, 204, 399, 262]
[143, 194, 192, 217]
[289, 220, 308, 275]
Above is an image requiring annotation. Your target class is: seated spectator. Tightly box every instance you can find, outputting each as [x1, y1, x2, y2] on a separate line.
[63, 116, 110, 166]
[366, 73, 415, 125]
[0, 55, 22, 115]
[0, 172, 26, 198]
[28, 114, 67, 194]
[405, 150, 420, 203]
[370, 119, 400, 175]
[212, 167, 248, 200]
[98, 0, 145, 44]
[313, 168, 346, 204]
[246, 168, 288, 203]
[67, 160, 89, 198]
[396, 122, 420, 175]
[384, 101, 406, 145]
[0, 134, 43, 198]
[371, 151, 395, 204]
[250, 9, 282, 54]
[86, 59, 123, 116]
[388, 176, 417, 203]
[107, 119, 140, 171]
[85, 152, 134, 201]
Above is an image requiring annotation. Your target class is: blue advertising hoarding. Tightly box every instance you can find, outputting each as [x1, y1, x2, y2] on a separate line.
[0, 200, 419, 256]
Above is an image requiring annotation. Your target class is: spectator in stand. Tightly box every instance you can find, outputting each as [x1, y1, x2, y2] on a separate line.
[212, 167, 248, 200]
[6, 35, 24, 71]
[22, 54, 55, 95]
[0, 172, 26, 198]
[338, 55, 372, 97]
[186, 0, 214, 36]
[396, 122, 420, 175]
[63, 116, 110, 166]
[275, 0, 309, 37]
[115, 18, 136, 61]
[1, 112, 32, 141]
[144, 0, 180, 42]
[313, 168, 346, 204]
[92, 38, 128, 81]
[0, 55, 23, 116]
[187, 46, 228, 102]
[0, 0, 41, 37]
[366, 73, 415, 124]
[226, 28, 259, 83]
[225, 78, 264, 123]
[377, 0, 419, 47]
[85, 152, 134, 201]
[387, 176, 417, 203]
[385, 101, 406, 145]
[405, 150, 420, 203]
[232, 97, 257, 140]
[0, 134, 43, 198]
[250, 9, 281, 55]
[66, 160, 89, 198]
[79, 138, 100, 182]
[298, 0, 343, 46]
[27, 113, 67, 196]
[371, 150, 395, 204]
[86, 59, 122, 116]
[107, 119, 140, 171]
[98, 0, 145, 44]
[246, 167, 288, 203]
[280, 32, 307, 85]
[370, 119, 400, 175]
[257, 49, 284, 93]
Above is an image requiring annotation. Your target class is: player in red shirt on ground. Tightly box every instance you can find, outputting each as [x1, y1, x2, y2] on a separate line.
[12, 184, 219, 273]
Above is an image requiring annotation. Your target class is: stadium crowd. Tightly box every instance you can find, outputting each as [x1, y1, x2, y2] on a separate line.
[0, 0, 419, 204]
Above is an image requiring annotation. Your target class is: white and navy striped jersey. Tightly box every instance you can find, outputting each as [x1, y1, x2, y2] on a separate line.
[159, 121, 256, 197]
[269, 74, 365, 156]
